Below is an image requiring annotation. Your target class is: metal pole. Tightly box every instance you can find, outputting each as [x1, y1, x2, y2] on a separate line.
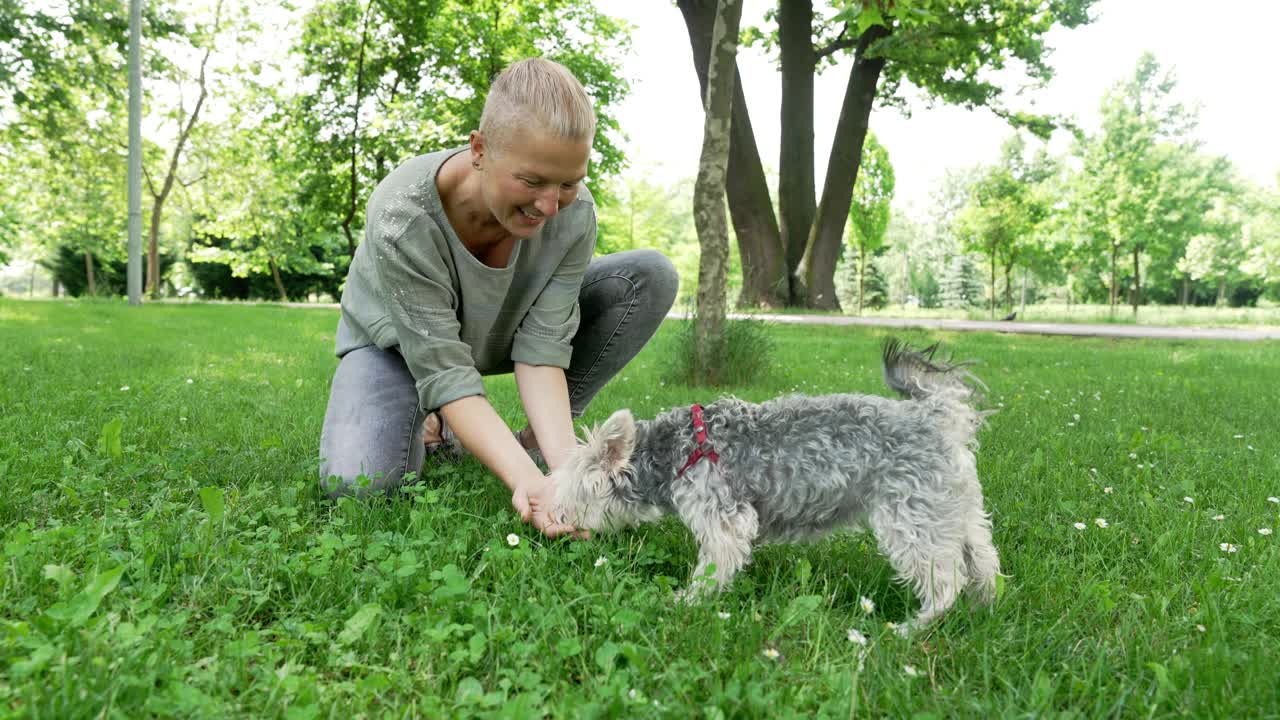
[126, 0, 143, 305]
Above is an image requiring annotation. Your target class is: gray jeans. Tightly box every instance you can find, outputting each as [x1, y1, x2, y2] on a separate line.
[319, 249, 678, 498]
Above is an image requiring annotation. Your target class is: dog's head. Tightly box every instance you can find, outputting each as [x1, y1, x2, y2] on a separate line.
[550, 409, 659, 531]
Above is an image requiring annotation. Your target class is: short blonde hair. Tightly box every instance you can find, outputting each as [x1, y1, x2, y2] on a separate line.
[479, 57, 596, 151]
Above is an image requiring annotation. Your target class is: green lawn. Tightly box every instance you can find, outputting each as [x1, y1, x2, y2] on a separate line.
[2, 298, 1278, 718]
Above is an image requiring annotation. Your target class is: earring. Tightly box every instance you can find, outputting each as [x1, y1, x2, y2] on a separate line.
[472, 160, 481, 170]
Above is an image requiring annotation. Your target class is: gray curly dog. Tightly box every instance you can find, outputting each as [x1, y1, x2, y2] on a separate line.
[549, 338, 1001, 629]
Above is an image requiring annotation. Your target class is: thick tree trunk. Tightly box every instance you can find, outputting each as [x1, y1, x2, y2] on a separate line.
[777, 0, 816, 296]
[84, 251, 96, 296]
[1216, 278, 1226, 306]
[693, 0, 743, 384]
[797, 24, 889, 310]
[677, 0, 787, 308]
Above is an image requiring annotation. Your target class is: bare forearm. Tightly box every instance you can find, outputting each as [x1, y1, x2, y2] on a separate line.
[514, 363, 577, 471]
[438, 395, 542, 493]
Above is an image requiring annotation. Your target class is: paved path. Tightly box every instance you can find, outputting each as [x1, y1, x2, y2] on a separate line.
[713, 313, 1280, 342]
[270, 301, 1278, 341]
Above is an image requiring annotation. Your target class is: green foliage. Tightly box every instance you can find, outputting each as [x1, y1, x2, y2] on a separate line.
[940, 253, 983, 308]
[846, 131, 895, 313]
[290, 0, 632, 254]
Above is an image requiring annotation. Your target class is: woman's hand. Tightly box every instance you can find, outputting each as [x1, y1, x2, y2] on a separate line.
[511, 477, 586, 539]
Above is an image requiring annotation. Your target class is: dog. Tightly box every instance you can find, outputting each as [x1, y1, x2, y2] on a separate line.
[549, 337, 1000, 629]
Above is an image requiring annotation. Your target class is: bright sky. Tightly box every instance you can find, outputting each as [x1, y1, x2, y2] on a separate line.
[594, 0, 1280, 217]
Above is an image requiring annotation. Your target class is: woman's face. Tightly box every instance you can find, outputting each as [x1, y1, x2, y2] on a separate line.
[473, 127, 591, 239]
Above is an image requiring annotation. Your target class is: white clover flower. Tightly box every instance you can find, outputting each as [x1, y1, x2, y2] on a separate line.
[859, 596, 875, 614]
[1212, 514, 1225, 521]
[594, 556, 608, 567]
[120, 385, 130, 391]
[1183, 497, 1194, 504]
[1073, 414, 1080, 422]
[628, 689, 637, 700]
[1090, 468, 1098, 475]
[717, 611, 731, 620]
[1074, 522, 1087, 531]
[847, 629, 867, 646]
[762, 648, 781, 660]
[1196, 624, 1207, 633]
[1269, 497, 1280, 504]
[185, 378, 194, 384]
[1259, 528, 1273, 536]
[1219, 543, 1238, 553]
[903, 664, 920, 677]
[1233, 434, 1244, 439]
[506, 533, 520, 547]
[1129, 453, 1137, 459]
[1095, 518, 1108, 528]
[1103, 487, 1114, 494]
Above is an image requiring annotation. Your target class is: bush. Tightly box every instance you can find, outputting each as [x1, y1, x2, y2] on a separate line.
[663, 306, 773, 387]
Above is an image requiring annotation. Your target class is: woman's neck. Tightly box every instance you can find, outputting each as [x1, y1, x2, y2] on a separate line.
[437, 151, 513, 252]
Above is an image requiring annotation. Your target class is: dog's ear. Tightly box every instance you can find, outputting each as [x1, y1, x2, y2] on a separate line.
[594, 409, 636, 473]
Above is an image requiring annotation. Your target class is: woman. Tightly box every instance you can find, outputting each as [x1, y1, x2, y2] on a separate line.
[319, 57, 678, 538]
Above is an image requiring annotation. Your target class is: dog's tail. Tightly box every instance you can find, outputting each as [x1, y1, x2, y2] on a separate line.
[880, 337, 987, 407]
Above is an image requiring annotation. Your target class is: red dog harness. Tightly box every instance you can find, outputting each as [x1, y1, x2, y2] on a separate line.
[675, 403, 720, 479]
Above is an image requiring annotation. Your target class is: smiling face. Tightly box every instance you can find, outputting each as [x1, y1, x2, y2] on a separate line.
[470, 126, 590, 239]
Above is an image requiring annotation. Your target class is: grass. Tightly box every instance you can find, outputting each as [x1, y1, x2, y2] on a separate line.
[1, 297, 1278, 718]
[745, 301, 1280, 329]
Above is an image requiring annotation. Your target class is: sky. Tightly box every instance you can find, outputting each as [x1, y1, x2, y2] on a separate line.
[593, 0, 1280, 217]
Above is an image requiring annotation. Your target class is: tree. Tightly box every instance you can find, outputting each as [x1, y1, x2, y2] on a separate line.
[939, 253, 982, 309]
[679, 0, 1097, 309]
[139, 0, 232, 298]
[291, 0, 631, 261]
[846, 130, 894, 314]
[1069, 53, 1233, 314]
[692, 0, 744, 385]
[955, 135, 1053, 317]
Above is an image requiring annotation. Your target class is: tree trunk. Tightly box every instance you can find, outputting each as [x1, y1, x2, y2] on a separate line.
[777, 0, 816, 297]
[797, 24, 890, 310]
[677, 0, 787, 308]
[1180, 275, 1189, 307]
[270, 256, 288, 302]
[693, 0, 743, 384]
[989, 247, 996, 319]
[1216, 278, 1226, 306]
[144, 2, 219, 298]
[1020, 267, 1027, 314]
[856, 249, 866, 315]
[1131, 247, 1140, 315]
[342, 1, 373, 260]
[84, 251, 96, 296]
[1004, 262, 1012, 310]
[1109, 242, 1118, 311]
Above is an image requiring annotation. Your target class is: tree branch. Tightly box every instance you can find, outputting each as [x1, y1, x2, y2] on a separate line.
[814, 23, 856, 61]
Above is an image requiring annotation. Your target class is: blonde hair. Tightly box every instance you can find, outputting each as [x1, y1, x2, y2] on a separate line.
[479, 57, 596, 151]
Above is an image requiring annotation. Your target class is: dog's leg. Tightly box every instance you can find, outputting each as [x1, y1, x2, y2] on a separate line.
[868, 498, 968, 629]
[962, 479, 1001, 605]
[671, 462, 759, 602]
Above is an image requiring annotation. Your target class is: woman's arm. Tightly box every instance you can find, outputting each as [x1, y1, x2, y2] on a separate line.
[514, 362, 577, 471]
[438, 395, 578, 538]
